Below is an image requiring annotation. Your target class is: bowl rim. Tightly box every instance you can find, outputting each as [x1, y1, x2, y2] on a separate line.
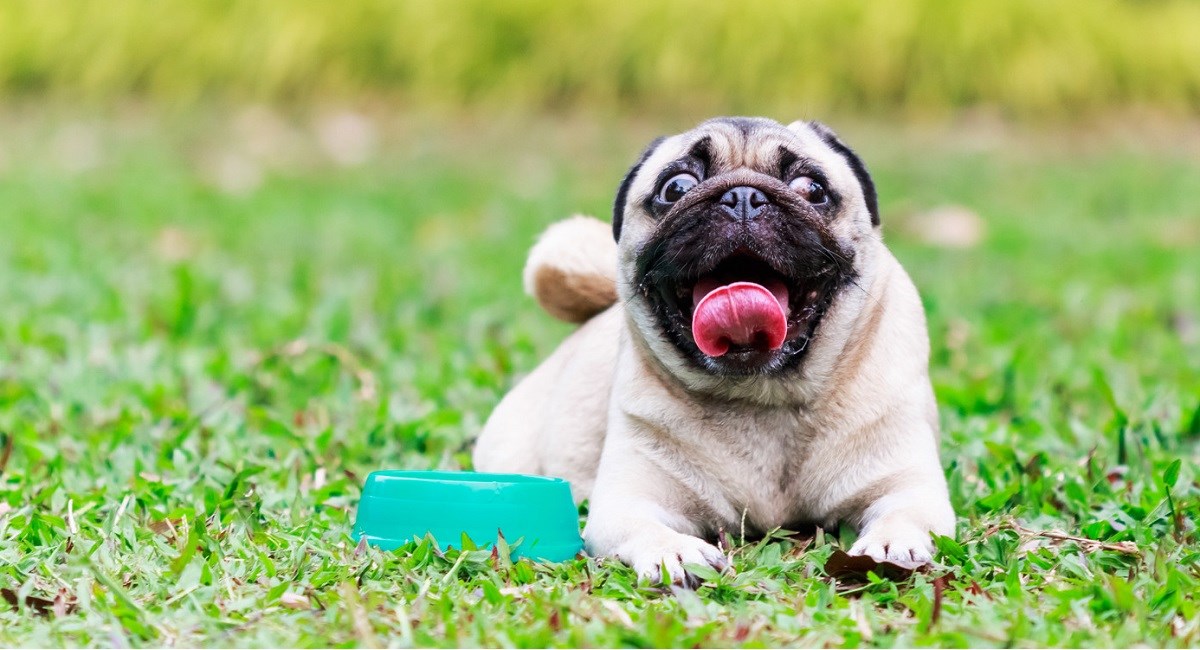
[363, 470, 569, 488]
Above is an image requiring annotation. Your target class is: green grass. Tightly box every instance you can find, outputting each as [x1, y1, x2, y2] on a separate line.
[0, 109, 1198, 647]
[2, 0, 1200, 117]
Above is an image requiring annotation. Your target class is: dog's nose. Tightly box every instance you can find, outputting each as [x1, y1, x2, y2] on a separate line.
[717, 186, 771, 221]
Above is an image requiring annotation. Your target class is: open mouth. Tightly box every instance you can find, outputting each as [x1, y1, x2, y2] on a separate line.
[654, 251, 842, 372]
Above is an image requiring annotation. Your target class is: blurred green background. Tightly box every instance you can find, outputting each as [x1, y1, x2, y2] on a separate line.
[2, 0, 1199, 118]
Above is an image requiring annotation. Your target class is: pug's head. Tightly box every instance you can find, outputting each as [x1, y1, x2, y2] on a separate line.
[613, 117, 880, 385]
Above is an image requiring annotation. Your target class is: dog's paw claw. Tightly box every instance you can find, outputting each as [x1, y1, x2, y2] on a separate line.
[849, 525, 934, 566]
[624, 534, 728, 587]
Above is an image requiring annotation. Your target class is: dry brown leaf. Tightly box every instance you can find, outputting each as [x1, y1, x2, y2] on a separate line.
[2, 588, 78, 617]
[931, 573, 950, 625]
[823, 550, 930, 582]
[148, 518, 183, 538]
[0, 431, 13, 476]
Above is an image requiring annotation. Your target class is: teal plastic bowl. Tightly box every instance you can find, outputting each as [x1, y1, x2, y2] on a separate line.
[351, 470, 583, 562]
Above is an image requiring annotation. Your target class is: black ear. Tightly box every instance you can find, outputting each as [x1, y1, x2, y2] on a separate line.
[806, 121, 879, 226]
[612, 136, 665, 241]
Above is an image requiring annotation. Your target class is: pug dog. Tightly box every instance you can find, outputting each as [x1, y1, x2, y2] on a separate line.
[473, 117, 955, 584]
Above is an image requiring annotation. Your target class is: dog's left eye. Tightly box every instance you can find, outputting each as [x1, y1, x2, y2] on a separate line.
[789, 176, 828, 204]
[659, 173, 699, 203]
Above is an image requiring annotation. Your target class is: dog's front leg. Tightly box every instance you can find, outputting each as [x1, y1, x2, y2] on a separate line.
[846, 468, 956, 565]
[582, 422, 728, 587]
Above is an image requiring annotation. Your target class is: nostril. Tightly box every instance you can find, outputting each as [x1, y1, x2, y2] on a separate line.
[718, 190, 739, 207]
[749, 189, 769, 208]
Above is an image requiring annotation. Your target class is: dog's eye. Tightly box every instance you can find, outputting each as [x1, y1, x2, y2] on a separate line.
[658, 173, 699, 203]
[789, 176, 828, 204]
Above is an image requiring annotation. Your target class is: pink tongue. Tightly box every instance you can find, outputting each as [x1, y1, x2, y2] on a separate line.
[691, 281, 789, 357]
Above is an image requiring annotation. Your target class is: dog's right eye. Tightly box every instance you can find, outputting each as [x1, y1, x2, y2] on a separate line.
[658, 173, 699, 203]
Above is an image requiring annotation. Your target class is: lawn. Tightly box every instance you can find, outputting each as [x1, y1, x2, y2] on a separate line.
[0, 109, 1198, 647]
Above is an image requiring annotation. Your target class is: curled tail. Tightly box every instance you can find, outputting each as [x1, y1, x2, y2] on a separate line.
[523, 215, 619, 324]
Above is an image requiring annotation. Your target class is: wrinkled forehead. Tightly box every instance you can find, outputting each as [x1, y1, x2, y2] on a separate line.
[629, 118, 853, 198]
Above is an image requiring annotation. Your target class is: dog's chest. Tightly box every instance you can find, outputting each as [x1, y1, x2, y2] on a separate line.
[680, 406, 820, 530]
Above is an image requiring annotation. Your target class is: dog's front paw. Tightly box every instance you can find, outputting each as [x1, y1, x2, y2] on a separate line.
[613, 531, 729, 588]
[848, 523, 935, 565]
